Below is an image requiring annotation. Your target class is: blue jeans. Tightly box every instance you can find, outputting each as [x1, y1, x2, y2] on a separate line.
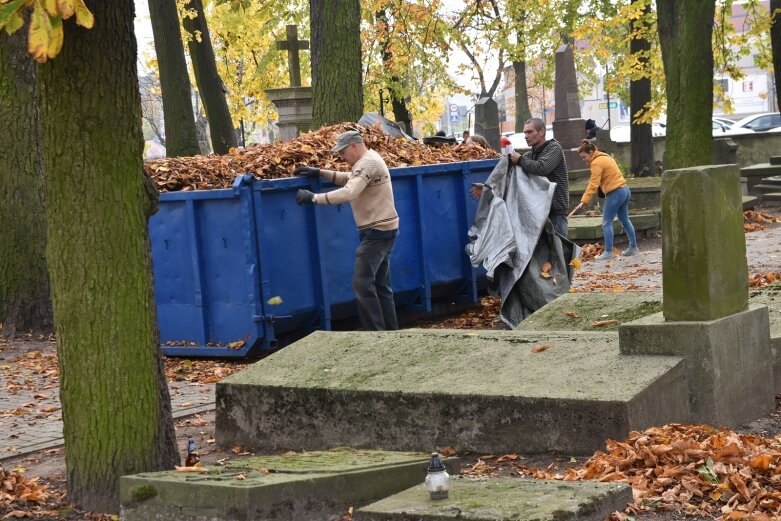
[353, 228, 399, 331]
[602, 186, 637, 252]
[549, 214, 568, 238]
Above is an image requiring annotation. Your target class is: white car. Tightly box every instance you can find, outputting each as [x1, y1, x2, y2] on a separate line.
[712, 120, 755, 136]
[712, 116, 735, 128]
[608, 122, 666, 142]
[732, 112, 781, 132]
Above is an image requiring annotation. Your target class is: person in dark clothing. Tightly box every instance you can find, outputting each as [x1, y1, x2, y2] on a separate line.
[511, 118, 570, 237]
[585, 119, 598, 139]
[469, 118, 570, 237]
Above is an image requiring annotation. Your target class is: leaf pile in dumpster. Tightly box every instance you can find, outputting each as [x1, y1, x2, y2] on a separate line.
[463, 423, 781, 520]
[145, 122, 500, 192]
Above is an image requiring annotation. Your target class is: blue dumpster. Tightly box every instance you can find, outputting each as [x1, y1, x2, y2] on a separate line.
[149, 158, 499, 357]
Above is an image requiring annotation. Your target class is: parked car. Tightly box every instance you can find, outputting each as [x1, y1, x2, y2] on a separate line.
[609, 121, 666, 143]
[712, 116, 736, 128]
[732, 112, 781, 132]
[712, 120, 755, 136]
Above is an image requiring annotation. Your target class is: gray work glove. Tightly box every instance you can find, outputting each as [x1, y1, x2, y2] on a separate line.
[296, 189, 316, 205]
[294, 166, 321, 178]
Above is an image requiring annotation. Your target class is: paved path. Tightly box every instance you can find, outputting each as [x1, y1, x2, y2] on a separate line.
[0, 342, 215, 462]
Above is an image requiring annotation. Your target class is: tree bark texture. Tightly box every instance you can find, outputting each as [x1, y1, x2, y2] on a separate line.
[310, 0, 363, 127]
[182, 0, 237, 154]
[0, 27, 53, 337]
[771, 0, 781, 113]
[513, 61, 532, 132]
[629, 0, 654, 176]
[36, 1, 179, 512]
[656, 0, 715, 170]
[148, 0, 201, 157]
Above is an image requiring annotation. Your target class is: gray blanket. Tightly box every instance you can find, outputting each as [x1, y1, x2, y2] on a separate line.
[466, 156, 579, 328]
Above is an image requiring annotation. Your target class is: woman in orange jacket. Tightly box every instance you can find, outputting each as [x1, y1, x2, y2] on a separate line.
[570, 139, 639, 261]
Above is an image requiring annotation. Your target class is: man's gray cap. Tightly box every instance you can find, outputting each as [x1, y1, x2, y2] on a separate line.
[331, 130, 364, 153]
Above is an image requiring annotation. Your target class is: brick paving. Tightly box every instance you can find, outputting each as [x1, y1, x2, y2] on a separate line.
[0, 347, 215, 462]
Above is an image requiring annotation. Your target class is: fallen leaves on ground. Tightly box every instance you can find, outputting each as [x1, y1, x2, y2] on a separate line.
[464, 424, 781, 520]
[748, 273, 781, 288]
[163, 358, 250, 384]
[531, 343, 552, 353]
[571, 269, 659, 293]
[145, 122, 499, 192]
[416, 296, 502, 330]
[0, 466, 49, 515]
[744, 211, 780, 232]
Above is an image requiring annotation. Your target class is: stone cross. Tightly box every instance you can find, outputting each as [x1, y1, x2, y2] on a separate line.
[276, 25, 309, 88]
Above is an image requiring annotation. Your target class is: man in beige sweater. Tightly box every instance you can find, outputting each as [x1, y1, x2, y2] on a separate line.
[294, 131, 400, 330]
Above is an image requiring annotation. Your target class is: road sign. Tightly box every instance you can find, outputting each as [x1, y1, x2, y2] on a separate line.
[450, 115, 459, 122]
[449, 103, 458, 114]
[608, 102, 618, 109]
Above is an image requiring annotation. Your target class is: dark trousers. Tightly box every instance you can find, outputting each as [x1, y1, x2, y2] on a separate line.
[549, 214, 568, 239]
[353, 228, 399, 331]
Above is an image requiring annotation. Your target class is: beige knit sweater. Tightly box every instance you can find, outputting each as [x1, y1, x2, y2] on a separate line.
[315, 150, 399, 231]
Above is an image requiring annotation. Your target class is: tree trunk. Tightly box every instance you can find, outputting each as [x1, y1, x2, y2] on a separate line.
[771, 0, 781, 113]
[375, 9, 413, 133]
[513, 61, 532, 132]
[182, 0, 237, 154]
[148, 0, 201, 157]
[37, 1, 179, 512]
[0, 26, 53, 337]
[630, 0, 655, 177]
[310, 0, 363, 127]
[656, 0, 715, 170]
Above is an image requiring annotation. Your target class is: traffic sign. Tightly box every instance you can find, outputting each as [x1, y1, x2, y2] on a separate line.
[449, 103, 458, 114]
[450, 115, 459, 122]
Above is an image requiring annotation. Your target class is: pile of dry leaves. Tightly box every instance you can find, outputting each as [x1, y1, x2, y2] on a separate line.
[744, 211, 780, 232]
[0, 466, 50, 518]
[495, 424, 781, 520]
[145, 122, 499, 192]
[416, 296, 502, 330]
[164, 358, 250, 384]
[748, 273, 781, 288]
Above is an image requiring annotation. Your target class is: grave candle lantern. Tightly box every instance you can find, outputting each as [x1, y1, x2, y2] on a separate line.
[424, 452, 450, 500]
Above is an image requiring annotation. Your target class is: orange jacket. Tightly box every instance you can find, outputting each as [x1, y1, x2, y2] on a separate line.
[581, 151, 627, 205]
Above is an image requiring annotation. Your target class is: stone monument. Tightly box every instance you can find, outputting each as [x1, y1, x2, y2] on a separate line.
[619, 164, 774, 427]
[265, 25, 313, 141]
[474, 97, 500, 150]
[551, 45, 587, 170]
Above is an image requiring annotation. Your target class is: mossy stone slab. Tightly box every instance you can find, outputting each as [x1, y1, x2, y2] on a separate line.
[120, 448, 456, 521]
[217, 330, 688, 454]
[516, 291, 662, 332]
[355, 477, 632, 521]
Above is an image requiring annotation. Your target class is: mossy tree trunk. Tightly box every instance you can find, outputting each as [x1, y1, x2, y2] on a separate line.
[37, 1, 179, 512]
[630, 0, 654, 177]
[148, 0, 201, 157]
[310, 0, 363, 127]
[182, 0, 237, 154]
[656, 0, 715, 170]
[513, 61, 532, 132]
[0, 26, 53, 338]
[771, 0, 781, 113]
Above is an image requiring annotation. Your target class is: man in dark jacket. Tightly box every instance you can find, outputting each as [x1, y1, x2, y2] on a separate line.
[509, 118, 570, 237]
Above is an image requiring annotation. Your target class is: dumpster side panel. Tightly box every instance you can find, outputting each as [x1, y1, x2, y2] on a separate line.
[149, 201, 200, 342]
[254, 182, 324, 333]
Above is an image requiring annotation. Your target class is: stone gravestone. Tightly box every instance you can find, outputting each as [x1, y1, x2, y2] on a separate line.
[265, 25, 313, 141]
[473, 97, 500, 150]
[619, 164, 774, 427]
[551, 45, 587, 170]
